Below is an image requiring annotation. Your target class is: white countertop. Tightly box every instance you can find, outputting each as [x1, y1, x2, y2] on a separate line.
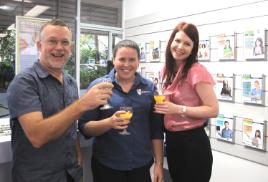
[0, 118, 12, 163]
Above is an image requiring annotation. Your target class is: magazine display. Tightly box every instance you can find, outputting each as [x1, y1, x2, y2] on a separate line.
[242, 118, 266, 150]
[215, 114, 235, 142]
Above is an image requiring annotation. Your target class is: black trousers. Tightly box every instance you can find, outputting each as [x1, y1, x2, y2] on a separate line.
[66, 172, 75, 182]
[91, 156, 152, 182]
[165, 127, 213, 182]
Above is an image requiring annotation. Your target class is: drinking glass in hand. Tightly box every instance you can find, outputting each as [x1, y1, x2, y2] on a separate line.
[118, 106, 133, 135]
[153, 89, 165, 103]
[99, 77, 113, 110]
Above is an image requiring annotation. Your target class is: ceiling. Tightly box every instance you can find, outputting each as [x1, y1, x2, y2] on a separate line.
[0, 0, 122, 33]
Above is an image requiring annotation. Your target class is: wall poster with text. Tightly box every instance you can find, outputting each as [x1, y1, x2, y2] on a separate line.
[215, 114, 235, 143]
[217, 34, 236, 61]
[241, 74, 264, 105]
[214, 73, 234, 102]
[244, 29, 266, 60]
[242, 117, 266, 150]
[16, 16, 49, 74]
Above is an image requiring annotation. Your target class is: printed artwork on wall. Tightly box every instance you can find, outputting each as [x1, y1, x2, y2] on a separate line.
[215, 114, 235, 142]
[241, 74, 264, 105]
[242, 118, 266, 150]
[138, 42, 146, 62]
[198, 39, 210, 61]
[214, 73, 234, 102]
[149, 40, 160, 62]
[16, 16, 49, 74]
[217, 34, 236, 60]
[244, 29, 266, 60]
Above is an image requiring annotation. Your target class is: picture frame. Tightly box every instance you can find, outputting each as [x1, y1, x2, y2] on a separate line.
[244, 29, 266, 60]
[149, 40, 160, 62]
[217, 33, 236, 61]
[215, 114, 235, 143]
[198, 39, 210, 61]
[214, 73, 235, 102]
[241, 74, 265, 105]
[138, 42, 146, 62]
[242, 118, 266, 151]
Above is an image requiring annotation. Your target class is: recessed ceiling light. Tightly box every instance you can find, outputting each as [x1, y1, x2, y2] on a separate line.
[0, 5, 14, 11]
[12, 0, 32, 2]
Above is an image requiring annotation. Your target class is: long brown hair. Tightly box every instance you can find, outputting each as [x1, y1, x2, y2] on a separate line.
[163, 22, 199, 87]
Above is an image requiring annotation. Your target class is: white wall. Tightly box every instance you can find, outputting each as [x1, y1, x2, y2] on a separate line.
[123, 0, 259, 20]
[123, 0, 268, 181]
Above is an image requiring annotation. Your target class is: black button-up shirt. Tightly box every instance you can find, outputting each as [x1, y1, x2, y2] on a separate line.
[7, 62, 81, 182]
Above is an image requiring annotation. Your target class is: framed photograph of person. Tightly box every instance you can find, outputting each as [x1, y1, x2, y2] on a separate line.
[217, 34, 236, 61]
[242, 117, 266, 151]
[241, 74, 265, 105]
[148, 40, 160, 62]
[198, 39, 210, 61]
[138, 42, 146, 62]
[214, 73, 234, 102]
[244, 29, 266, 60]
[215, 114, 235, 143]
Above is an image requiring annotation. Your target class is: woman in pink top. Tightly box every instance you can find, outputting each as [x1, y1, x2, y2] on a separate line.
[154, 22, 218, 182]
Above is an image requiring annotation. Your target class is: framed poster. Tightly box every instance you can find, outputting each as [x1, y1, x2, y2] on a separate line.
[217, 34, 236, 61]
[149, 40, 160, 62]
[138, 42, 146, 62]
[198, 39, 210, 61]
[215, 114, 235, 142]
[241, 74, 264, 105]
[242, 118, 266, 150]
[214, 73, 234, 102]
[16, 16, 49, 74]
[244, 29, 266, 60]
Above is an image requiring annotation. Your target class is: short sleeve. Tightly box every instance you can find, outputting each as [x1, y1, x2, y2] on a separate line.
[78, 108, 99, 139]
[187, 63, 215, 88]
[7, 74, 42, 119]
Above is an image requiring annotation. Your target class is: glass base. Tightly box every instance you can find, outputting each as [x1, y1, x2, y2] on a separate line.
[119, 129, 130, 135]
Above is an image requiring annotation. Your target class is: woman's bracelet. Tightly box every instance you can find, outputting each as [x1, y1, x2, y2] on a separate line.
[180, 105, 187, 117]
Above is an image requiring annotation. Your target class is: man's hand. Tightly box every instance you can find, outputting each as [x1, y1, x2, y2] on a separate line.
[79, 82, 114, 111]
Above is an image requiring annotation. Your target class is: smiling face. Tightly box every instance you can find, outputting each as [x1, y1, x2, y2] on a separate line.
[170, 31, 194, 65]
[37, 24, 72, 72]
[113, 47, 139, 82]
